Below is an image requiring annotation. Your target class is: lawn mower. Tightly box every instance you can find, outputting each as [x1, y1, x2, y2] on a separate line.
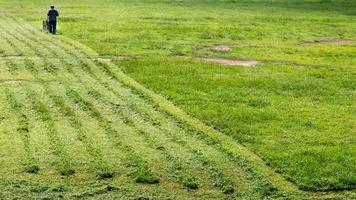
[42, 20, 49, 32]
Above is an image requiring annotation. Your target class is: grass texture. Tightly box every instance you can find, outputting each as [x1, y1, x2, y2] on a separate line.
[0, 0, 355, 198]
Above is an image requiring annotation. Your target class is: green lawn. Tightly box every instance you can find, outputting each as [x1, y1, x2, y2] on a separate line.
[120, 57, 356, 191]
[0, 0, 355, 198]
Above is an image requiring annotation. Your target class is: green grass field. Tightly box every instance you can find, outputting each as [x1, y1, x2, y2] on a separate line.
[0, 0, 355, 199]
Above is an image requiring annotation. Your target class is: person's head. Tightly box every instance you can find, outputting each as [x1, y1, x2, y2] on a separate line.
[50, 6, 55, 9]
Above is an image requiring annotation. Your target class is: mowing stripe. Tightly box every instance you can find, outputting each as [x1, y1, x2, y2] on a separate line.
[6, 58, 75, 176]
[86, 87, 244, 195]
[0, 35, 14, 55]
[44, 83, 116, 179]
[0, 21, 39, 56]
[0, 86, 25, 173]
[20, 56, 115, 178]
[25, 86, 75, 176]
[0, 29, 18, 56]
[46, 58, 198, 187]
[1, 19, 121, 179]
[33, 51, 122, 178]
[2, 19, 58, 57]
[82, 87, 199, 184]
[0, 20, 73, 81]
[0, 23, 26, 56]
[0, 17, 72, 64]
[5, 16, 84, 60]
[2, 86, 40, 174]
[65, 87, 160, 182]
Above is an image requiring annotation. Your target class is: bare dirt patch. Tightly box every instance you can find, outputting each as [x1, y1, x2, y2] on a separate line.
[303, 39, 356, 45]
[204, 58, 259, 66]
[206, 45, 230, 51]
[178, 56, 260, 67]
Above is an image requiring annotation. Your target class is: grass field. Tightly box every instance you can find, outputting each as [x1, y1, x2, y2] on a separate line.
[0, 0, 355, 199]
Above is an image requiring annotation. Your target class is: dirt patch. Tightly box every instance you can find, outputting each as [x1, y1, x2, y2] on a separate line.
[303, 39, 356, 45]
[203, 58, 259, 66]
[177, 56, 193, 60]
[178, 56, 259, 67]
[206, 45, 230, 51]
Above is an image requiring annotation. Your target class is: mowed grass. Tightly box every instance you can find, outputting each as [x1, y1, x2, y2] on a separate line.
[0, 0, 355, 197]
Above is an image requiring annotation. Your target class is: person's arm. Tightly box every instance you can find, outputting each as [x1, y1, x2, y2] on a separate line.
[56, 10, 59, 17]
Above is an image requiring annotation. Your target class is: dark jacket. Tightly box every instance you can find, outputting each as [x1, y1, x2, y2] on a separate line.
[48, 9, 59, 22]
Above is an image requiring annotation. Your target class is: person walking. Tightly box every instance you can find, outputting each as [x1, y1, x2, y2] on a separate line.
[47, 6, 59, 34]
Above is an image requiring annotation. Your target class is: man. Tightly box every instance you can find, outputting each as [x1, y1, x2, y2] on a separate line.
[47, 6, 59, 34]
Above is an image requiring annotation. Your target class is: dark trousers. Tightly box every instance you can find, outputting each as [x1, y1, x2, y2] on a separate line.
[49, 21, 57, 34]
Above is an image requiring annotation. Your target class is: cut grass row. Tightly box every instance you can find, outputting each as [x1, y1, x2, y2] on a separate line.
[3, 87, 39, 174]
